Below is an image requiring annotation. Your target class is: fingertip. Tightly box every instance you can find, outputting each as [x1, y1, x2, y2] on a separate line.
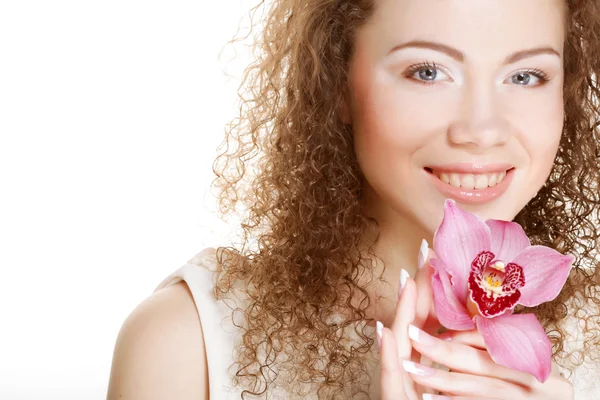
[418, 239, 429, 269]
[398, 269, 418, 299]
[394, 277, 418, 323]
[400, 275, 418, 297]
[400, 268, 410, 288]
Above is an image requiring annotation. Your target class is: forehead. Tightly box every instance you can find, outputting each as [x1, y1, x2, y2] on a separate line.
[360, 0, 566, 61]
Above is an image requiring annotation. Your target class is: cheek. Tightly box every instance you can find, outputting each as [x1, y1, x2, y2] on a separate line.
[513, 90, 564, 182]
[351, 74, 439, 165]
[352, 89, 419, 190]
[499, 88, 564, 214]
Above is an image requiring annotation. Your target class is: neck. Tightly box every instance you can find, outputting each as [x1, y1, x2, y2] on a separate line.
[357, 183, 433, 328]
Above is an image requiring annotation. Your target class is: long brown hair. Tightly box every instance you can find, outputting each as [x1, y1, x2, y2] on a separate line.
[209, 0, 600, 398]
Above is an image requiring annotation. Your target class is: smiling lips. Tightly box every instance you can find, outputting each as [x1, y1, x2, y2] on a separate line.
[425, 163, 516, 204]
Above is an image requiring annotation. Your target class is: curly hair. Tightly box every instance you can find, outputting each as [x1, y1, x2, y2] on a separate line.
[209, 0, 600, 398]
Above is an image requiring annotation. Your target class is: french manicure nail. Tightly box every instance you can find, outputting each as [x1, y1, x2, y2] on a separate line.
[402, 360, 436, 376]
[422, 394, 451, 400]
[408, 324, 436, 346]
[398, 269, 410, 299]
[418, 239, 429, 270]
[376, 321, 383, 348]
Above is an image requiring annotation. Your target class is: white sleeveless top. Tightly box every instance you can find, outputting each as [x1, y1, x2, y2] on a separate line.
[154, 247, 381, 399]
[155, 248, 598, 399]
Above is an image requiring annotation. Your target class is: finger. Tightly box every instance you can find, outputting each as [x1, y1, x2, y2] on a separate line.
[390, 273, 417, 360]
[404, 361, 530, 398]
[436, 329, 487, 350]
[379, 325, 408, 400]
[413, 241, 435, 329]
[390, 274, 419, 398]
[411, 242, 437, 369]
[418, 354, 449, 396]
[414, 332, 573, 398]
[408, 324, 539, 388]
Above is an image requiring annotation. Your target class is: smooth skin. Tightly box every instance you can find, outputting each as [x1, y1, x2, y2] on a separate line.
[106, 281, 209, 399]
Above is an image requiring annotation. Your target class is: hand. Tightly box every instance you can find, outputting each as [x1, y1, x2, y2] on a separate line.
[404, 327, 575, 400]
[379, 242, 437, 400]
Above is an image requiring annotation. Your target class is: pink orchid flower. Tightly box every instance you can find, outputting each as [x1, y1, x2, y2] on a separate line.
[431, 199, 573, 383]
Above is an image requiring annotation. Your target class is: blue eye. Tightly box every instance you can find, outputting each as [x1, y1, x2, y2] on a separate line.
[404, 62, 551, 87]
[416, 66, 437, 81]
[404, 62, 449, 85]
[509, 70, 550, 86]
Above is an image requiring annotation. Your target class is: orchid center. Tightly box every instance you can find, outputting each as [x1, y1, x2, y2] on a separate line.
[467, 251, 526, 318]
[481, 267, 505, 295]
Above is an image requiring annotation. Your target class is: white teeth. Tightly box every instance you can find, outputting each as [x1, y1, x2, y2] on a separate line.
[440, 172, 450, 184]
[461, 174, 475, 189]
[449, 173, 461, 188]
[474, 174, 489, 189]
[433, 169, 509, 189]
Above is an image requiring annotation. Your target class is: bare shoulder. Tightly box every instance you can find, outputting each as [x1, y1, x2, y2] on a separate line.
[107, 281, 209, 400]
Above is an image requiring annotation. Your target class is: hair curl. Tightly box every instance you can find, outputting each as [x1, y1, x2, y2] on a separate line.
[209, 0, 600, 398]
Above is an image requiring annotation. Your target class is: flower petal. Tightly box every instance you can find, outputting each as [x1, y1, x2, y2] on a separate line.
[431, 258, 475, 330]
[475, 314, 552, 383]
[430, 256, 465, 301]
[433, 199, 491, 302]
[485, 219, 531, 263]
[510, 245, 574, 307]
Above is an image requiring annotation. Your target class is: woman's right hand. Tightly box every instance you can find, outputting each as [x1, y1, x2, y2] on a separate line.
[378, 242, 437, 400]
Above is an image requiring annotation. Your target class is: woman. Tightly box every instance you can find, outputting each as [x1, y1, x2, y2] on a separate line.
[107, 0, 600, 398]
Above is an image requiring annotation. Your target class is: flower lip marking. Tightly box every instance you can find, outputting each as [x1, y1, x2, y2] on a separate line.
[467, 251, 526, 318]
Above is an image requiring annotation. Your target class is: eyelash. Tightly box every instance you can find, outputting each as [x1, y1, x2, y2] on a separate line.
[404, 61, 551, 86]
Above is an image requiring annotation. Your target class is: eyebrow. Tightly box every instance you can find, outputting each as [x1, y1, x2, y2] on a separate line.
[388, 40, 561, 64]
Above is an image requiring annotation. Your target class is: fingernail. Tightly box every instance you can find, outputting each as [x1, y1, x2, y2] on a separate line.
[418, 239, 429, 270]
[422, 394, 451, 400]
[398, 269, 410, 299]
[402, 360, 436, 376]
[408, 324, 436, 346]
[376, 321, 383, 348]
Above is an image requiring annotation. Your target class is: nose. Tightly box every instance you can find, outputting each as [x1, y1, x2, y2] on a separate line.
[448, 82, 510, 151]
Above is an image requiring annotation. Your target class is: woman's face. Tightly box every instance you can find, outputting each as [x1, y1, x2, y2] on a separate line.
[345, 0, 566, 235]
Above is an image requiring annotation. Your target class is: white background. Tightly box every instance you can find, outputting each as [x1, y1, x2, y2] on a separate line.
[0, 1, 257, 398]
